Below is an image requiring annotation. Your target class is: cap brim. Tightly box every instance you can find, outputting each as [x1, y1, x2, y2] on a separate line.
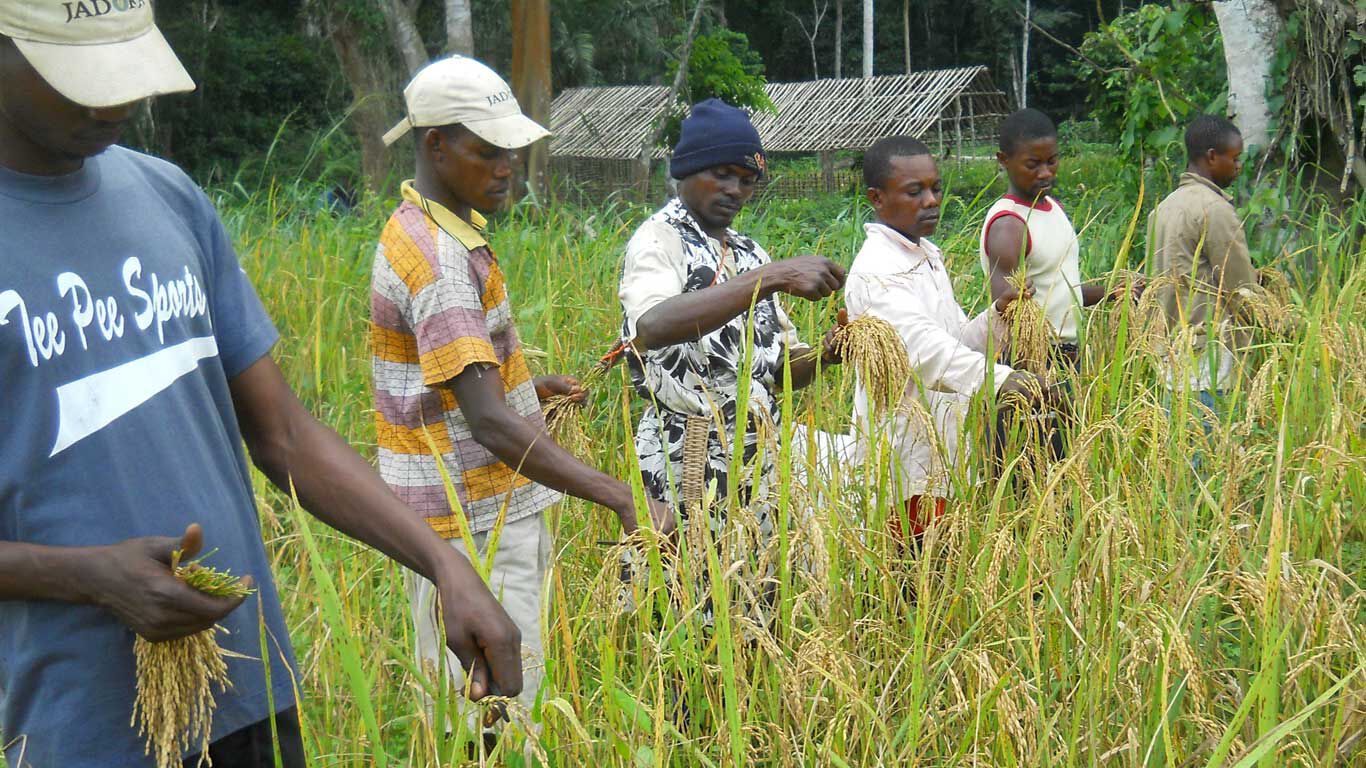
[13, 26, 194, 109]
[465, 113, 551, 149]
[382, 117, 412, 147]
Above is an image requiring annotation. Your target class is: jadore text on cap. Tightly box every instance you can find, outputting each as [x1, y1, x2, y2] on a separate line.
[63, 0, 146, 24]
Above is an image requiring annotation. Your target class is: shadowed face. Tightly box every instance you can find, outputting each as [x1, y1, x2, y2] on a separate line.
[866, 153, 942, 241]
[678, 164, 759, 235]
[998, 135, 1059, 203]
[1204, 133, 1244, 189]
[424, 125, 517, 214]
[0, 36, 137, 174]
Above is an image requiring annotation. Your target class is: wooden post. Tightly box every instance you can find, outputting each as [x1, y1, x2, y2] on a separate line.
[819, 150, 836, 193]
[511, 0, 551, 199]
[954, 96, 963, 158]
[967, 95, 975, 145]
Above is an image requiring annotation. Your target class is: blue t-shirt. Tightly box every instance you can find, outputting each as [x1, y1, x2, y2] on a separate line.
[0, 147, 297, 766]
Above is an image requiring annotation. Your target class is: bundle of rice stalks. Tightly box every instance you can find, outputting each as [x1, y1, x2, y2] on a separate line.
[832, 314, 911, 416]
[1237, 278, 1300, 339]
[132, 551, 253, 768]
[999, 272, 1055, 379]
[541, 365, 608, 458]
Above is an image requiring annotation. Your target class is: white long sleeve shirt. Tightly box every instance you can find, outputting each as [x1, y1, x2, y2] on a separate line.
[845, 223, 1015, 498]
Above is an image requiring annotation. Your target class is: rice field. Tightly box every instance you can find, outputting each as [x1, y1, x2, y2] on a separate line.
[12, 151, 1361, 767]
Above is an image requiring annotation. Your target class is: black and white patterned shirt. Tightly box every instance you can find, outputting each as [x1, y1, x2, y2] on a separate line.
[618, 198, 801, 520]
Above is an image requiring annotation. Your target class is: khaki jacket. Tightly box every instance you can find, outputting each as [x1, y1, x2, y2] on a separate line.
[1148, 172, 1256, 389]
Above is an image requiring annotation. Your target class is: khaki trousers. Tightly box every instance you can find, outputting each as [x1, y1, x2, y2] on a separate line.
[405, 514, 552, 728]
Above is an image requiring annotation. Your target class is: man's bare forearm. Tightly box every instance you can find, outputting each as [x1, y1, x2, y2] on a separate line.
[0, 542, 99, 603]
[472, 409, 634, 519]
[230, 357, 457, 582]
[634, 268, 776, 351]
[247, 414, 459, 579]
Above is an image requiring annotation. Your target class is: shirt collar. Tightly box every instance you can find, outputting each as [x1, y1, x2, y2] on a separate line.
[1179, 171, 1233, 202]
[401, 180, 488, 249]
[1004, 192, 1054, 211]
[865, 221, 941, 267]
[665, 196, 739, 248]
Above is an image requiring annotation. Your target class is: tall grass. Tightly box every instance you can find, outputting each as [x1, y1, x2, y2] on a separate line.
[228, 154, 1363, 766]
[6, 153, 1359, 767]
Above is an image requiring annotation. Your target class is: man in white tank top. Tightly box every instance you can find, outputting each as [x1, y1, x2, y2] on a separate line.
[979, 109, 1137, 368]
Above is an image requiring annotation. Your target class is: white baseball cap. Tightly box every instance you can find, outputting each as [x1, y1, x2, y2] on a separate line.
[382, 56, 550, 149]
[0, 0, 194, 109]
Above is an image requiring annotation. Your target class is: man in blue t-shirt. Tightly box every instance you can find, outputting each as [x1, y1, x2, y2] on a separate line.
[0, 4, 523, 767]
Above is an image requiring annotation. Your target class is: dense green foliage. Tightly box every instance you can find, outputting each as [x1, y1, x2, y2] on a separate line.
[662, 28, 775, 146]
[1076, 2, 1226, 173]
[138, 1, 1174, 182]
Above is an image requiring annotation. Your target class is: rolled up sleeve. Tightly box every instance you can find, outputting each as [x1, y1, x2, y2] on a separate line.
[619, 221, 687, 339]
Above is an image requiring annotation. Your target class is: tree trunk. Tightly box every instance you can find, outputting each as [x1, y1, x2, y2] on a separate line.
[511, 0, 552, 199]
[638, 0, 707, 201]
[1019, 0, 1030, 108]
[902, 0, 910, 74]
[1007, 49, 1022, 108]
[379, 0, 427, 76]
[789, 1, 827, 80]
[862, 0, 874, 79]
[1212, 0, 1280, 151]
[446, 0, 474, 56]
[834, 0, 843, 79]
[325, 9, 395, 193]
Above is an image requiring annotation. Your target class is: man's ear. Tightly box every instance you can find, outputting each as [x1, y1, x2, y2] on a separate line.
[995, 150, 1008, 168]
[865, 186, 882, 211]
[421, 128, 446, 160]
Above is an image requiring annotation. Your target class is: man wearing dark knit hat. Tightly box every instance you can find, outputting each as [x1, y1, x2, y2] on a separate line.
[616, 99, 846, 586]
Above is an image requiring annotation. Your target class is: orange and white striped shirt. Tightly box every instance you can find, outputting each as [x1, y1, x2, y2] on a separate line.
[369, 182, 558, 537]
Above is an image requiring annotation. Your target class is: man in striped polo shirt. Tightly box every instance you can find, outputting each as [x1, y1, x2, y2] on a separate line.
[370, 56, 672, 730]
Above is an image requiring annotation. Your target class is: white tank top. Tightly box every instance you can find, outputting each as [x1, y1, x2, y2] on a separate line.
[978, 195, 1083, 343]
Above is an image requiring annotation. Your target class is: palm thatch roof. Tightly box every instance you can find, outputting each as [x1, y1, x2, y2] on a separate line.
[549, 66, 1011, 159]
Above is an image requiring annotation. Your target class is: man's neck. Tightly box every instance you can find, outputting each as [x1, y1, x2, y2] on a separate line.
[877, 219, 920, 244]
[1186, 165, 1217, 185]
[679, 200, 727, 242]
[413, 168, 474, 223]
[0, 121, 82, 176]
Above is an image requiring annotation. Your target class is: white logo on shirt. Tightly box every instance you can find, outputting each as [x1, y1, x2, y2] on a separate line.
[1, 257, 216, 455]
[0, 256, 209, 368]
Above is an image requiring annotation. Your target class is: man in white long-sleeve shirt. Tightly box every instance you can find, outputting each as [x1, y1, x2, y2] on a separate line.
[846, 137, 1049, 542]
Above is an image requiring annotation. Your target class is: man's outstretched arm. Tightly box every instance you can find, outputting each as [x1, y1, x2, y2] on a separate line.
[228, 353, 523, 701]
[446, 364, 675, 535]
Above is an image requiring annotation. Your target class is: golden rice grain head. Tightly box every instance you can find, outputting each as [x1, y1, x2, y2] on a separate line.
[542, 394, 589, 457]
[133, 556, 252, 768]
[834, 315, 911, 416]
[1001, 272, 1054, 377]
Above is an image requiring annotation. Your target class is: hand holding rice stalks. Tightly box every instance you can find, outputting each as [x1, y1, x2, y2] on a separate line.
[998, 273, 1055, 379]
[132, 551, 253, 768]
[832, 314, 911, 416]
[541, 365, 607, 458]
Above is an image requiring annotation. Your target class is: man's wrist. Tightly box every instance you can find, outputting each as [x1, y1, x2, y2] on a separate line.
[606, 484, 638, 523]
[753, 264, 786, 298]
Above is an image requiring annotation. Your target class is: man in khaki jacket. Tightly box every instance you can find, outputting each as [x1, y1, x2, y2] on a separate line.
[1149, 115, 1257, 406]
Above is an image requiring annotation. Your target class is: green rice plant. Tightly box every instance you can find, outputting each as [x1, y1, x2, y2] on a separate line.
[6, 152, 1359, 768]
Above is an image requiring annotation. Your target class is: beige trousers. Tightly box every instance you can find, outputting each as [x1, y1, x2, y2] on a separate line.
[405, 514, 552, 727]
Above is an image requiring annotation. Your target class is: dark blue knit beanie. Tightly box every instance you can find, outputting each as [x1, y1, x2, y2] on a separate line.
[669, 98, 767, 180]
